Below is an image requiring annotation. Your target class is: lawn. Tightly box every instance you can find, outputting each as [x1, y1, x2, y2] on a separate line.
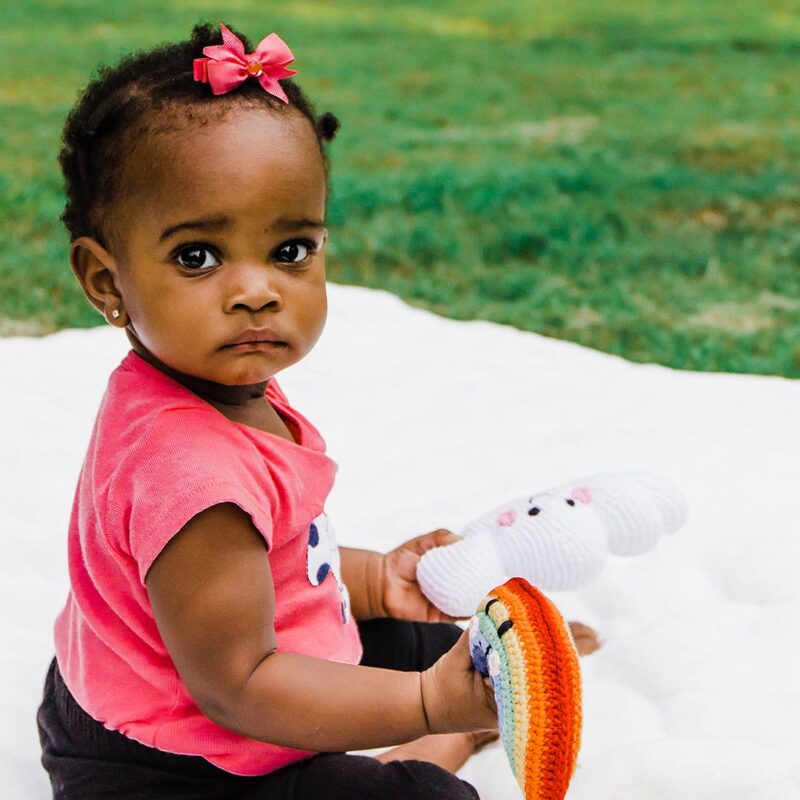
[2, 0, 800, 375]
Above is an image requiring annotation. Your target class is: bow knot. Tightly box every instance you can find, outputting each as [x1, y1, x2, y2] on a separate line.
[193, 24, 297, 103]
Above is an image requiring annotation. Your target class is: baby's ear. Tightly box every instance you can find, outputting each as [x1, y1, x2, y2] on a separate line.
[70, 237, 125, 324]
[586, 473, 688, 555]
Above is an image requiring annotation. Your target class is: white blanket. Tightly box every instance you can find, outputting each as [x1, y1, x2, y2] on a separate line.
[2, 283, 798, 799]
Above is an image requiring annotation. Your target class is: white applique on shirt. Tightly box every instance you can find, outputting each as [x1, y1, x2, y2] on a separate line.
[306, 512, 352, 623]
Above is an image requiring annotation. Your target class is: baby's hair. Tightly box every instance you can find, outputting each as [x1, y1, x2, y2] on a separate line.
[60, 22, 340, 248]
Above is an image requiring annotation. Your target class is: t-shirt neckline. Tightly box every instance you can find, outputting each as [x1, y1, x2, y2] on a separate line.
[122, 349, 308, 449]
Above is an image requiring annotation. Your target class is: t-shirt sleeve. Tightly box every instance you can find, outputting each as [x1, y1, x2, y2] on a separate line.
[107, 408, 276, 586]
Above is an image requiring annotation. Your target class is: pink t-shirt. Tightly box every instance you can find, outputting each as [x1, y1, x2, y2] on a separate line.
[53, 350, 363, 776]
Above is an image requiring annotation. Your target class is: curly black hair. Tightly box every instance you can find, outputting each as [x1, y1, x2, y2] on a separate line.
[59, 22, 339, 248]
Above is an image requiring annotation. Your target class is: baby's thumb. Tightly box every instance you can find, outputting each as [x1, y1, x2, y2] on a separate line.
[452, 627, 475, 670]
[426, 529, 463, 551]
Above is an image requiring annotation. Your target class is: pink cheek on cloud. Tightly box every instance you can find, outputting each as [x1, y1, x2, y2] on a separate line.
[497, 510, 518, 526]
[571, 486, 593, 504]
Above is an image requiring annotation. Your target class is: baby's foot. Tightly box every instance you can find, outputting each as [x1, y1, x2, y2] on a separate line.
[376, 731, 491, 772]
[468, 728, 500, 754]
[568, 621, 602, 656]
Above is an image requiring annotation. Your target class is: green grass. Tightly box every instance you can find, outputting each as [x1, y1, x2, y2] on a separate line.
[2, 0, 800, 375]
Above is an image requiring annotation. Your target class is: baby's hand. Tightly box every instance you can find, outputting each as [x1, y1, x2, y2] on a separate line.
[380, 529, 463, 623]
[419, 628, 498, 734]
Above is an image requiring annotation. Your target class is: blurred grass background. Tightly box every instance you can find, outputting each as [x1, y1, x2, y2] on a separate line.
[2, 0, 800, 375]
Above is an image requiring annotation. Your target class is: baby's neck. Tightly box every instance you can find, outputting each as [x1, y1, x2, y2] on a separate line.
[126, 333, 269, 410]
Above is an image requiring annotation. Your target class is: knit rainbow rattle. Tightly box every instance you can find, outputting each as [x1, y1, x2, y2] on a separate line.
[469, 578, 581, 800]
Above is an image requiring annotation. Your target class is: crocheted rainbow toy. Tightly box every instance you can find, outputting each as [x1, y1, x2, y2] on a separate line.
[470, 577, 581, 800]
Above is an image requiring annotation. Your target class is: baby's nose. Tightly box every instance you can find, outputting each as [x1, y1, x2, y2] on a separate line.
[226, 263, 282, 312]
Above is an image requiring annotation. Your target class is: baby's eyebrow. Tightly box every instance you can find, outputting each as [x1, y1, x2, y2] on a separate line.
[158, 215, 325, 242]
[159, 216, 230, 242]
[268, 217, 325, 232]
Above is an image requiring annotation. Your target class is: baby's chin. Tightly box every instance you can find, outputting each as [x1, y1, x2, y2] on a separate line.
[216, 359, 287, 387]
[192, 368, 272, 394]
[221, 374, 275, 393]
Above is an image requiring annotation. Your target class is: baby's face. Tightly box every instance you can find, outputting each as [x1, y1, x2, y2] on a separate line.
[110, 106, 328, 386]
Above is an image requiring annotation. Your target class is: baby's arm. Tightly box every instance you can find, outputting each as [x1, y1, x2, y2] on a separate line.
[146, 503, 495, 752]
[337, 546, 384, 620]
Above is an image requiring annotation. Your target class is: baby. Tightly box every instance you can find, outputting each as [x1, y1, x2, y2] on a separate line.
[36, 23, 597, 799]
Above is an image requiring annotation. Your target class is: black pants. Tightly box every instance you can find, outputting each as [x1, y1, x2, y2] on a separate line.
[37, 618, 479, 799]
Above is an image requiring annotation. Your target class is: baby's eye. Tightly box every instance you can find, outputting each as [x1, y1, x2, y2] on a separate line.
[275, 241, 313, 264]
[175, 246, 220, 271]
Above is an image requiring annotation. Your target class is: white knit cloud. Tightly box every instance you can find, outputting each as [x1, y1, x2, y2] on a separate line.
[416, 472, 688, 617]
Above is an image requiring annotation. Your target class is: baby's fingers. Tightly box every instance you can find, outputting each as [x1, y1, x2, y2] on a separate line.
[450, 627, 475, 670]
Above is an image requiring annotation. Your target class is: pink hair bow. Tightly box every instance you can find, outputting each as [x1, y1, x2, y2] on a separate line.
[193, 23, 297, 102]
